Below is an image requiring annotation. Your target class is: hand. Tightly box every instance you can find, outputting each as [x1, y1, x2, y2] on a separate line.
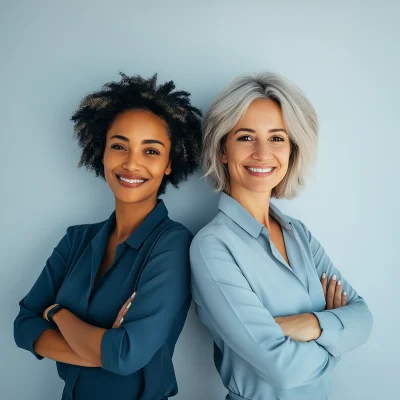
[43, 304, 59, 321]
[112, 292, 136, 328]
[320, 273, 347, 310]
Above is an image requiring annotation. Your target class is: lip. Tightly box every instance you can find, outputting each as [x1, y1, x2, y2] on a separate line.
[115, 173, 148, 188]
[244, 166, 276, 177]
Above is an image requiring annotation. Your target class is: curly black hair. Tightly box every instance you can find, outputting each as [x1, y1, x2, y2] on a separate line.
[71, 72, 202, 195]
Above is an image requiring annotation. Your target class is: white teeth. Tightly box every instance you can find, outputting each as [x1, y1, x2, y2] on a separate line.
[119, 177, 145, 184]
[247, 167, 273, 173]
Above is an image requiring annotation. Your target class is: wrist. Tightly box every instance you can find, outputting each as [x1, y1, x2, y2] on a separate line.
[47, 304, 65, 325]
[52, 307, 67, 324]
[308, 313, 322, 340]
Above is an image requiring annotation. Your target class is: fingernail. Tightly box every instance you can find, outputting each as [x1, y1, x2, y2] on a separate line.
[343, 292, 347, 296]
[126, 302, 131, 310]
[332, 274, 337, 280]
[338, 280, 342, 286]
[119, 317, 124, 324]
[322, 273, 326, 279]
[131, 292, 136, 299]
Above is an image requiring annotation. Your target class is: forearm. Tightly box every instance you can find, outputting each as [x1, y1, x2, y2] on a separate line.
[33, 328, 98, 367]
[313, 299, 373, 357]
[275, 313, 321, 342]
[53, 309, 106, 367]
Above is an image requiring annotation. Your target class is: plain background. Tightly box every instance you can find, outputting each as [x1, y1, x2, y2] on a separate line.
[1, 1, 398, 399]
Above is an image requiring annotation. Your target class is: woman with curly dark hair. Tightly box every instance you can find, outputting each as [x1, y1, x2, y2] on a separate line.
[13, 72, 202, 400]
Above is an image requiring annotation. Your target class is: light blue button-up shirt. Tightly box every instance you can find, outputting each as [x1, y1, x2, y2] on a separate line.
[190, 192, 373, 400]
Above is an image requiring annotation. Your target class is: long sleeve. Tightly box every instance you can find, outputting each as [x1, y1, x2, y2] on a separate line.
[100, 228, 192, 376]
[190, 233, 339, 390]
[299, 220, 373, 358]
[13, 227, 73, 359]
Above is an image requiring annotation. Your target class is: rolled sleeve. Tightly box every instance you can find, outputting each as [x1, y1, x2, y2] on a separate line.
[299, 220, 373, 357]
[313, 310, 344, 348]
[16, 315, 55, 360]
[13, 227, 73, 359]
[190, 232, 338, 390]
[100, 228, 192, 376]
[101, 328, 125, 374]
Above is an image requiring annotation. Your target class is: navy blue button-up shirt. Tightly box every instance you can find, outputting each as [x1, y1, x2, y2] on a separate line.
[14, 200, 192, 400]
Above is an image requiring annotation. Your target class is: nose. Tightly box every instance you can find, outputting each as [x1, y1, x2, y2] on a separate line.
[122, 149, 141, 171]
[252, 140, 273, 160]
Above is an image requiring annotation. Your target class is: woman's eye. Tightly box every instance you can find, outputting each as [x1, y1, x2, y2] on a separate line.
[238, 135, 253, 142]
[145, 149, 160, 155]
[111, 144, 126, 151]
[271, 136, 284, 142]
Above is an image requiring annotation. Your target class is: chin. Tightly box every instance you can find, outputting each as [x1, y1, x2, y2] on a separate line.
[244, 185, 275, 194]
[113, 188, 151, 204]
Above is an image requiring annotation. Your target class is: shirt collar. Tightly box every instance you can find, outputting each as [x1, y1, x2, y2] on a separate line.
[91, 199, 168, 250]
[218, 192, 293, 238]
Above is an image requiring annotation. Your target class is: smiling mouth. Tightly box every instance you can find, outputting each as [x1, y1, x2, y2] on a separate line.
[116, 174, 148, 188]
[244, 166, 276, 176]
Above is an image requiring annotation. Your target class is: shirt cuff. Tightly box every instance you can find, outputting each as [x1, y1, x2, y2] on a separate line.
[313, 311, 344, 348]
[101, 327, 125, 374]
[28, 319, 56, 360]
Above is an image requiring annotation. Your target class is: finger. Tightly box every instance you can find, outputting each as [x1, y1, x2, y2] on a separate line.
[326, 275, 337, 310]
[113, 317, 124, 329]
[113, 293, 137, 328]
[341, 292, 347, 306]
[333, 279, 343, 308]
[116, 300, 131, 320]
[320, 273, 328, 297]
[112, 313, 126, 328]
[115, 294, 136, 320]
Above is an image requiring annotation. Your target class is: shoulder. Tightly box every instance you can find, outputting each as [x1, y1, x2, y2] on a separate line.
[64, 218, 107, 246]
[152, 217, 193, 251]
[143, 219, 193, 280]
[190, 212, 231, 255]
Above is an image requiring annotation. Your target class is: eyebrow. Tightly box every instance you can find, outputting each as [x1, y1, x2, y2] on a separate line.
[109, 134, 165, 147]
[233, 128, 288, 135]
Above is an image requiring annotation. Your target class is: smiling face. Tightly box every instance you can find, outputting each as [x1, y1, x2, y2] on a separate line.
[221, 99, 291, 198]
[102, 109, 172, 204]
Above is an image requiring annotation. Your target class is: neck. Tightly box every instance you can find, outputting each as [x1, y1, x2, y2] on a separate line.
[229, 185, 273, 231]
[113, 195, 158, 242]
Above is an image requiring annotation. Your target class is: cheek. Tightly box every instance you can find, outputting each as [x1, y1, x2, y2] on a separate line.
[147, 156, 170, 177]
[276, 147, 291, 166]
[226, 143, 250, 165]
[103, 151, 125, 181]
[103, 152, 117, 173]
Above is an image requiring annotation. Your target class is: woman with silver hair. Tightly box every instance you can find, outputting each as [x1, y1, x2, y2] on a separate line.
[190, 73, 373, 400]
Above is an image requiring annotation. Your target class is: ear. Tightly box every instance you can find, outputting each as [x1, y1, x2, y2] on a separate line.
[165, 160, 172, 176]
[219, 150, 228, 164]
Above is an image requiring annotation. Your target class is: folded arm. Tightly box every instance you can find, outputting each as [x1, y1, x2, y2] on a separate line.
[190, 233, 339, 390]
[33, 328, 97, 367]
[298, 220, 373, 357]
[13, 227, 95, 367]
[53, 228, 193, 376]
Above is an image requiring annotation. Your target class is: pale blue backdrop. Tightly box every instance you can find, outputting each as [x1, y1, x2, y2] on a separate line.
[1, 1, 398, 399]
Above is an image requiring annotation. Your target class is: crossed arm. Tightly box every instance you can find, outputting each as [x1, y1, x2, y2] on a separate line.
[275, 273, 347, 342]
[14, 227, 193, 374]
[190, 227, 373, 389]
[37, 296, 134, 367]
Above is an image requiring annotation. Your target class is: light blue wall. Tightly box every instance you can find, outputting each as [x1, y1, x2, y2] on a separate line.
[1, 1, 398, 399]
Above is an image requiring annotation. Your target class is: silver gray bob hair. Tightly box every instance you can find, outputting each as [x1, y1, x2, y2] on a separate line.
[202, 72, 319, 199]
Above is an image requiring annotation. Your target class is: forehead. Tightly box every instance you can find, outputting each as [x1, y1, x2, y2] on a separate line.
[108, 109, 169, 138]
[235, 99, 285, 128]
